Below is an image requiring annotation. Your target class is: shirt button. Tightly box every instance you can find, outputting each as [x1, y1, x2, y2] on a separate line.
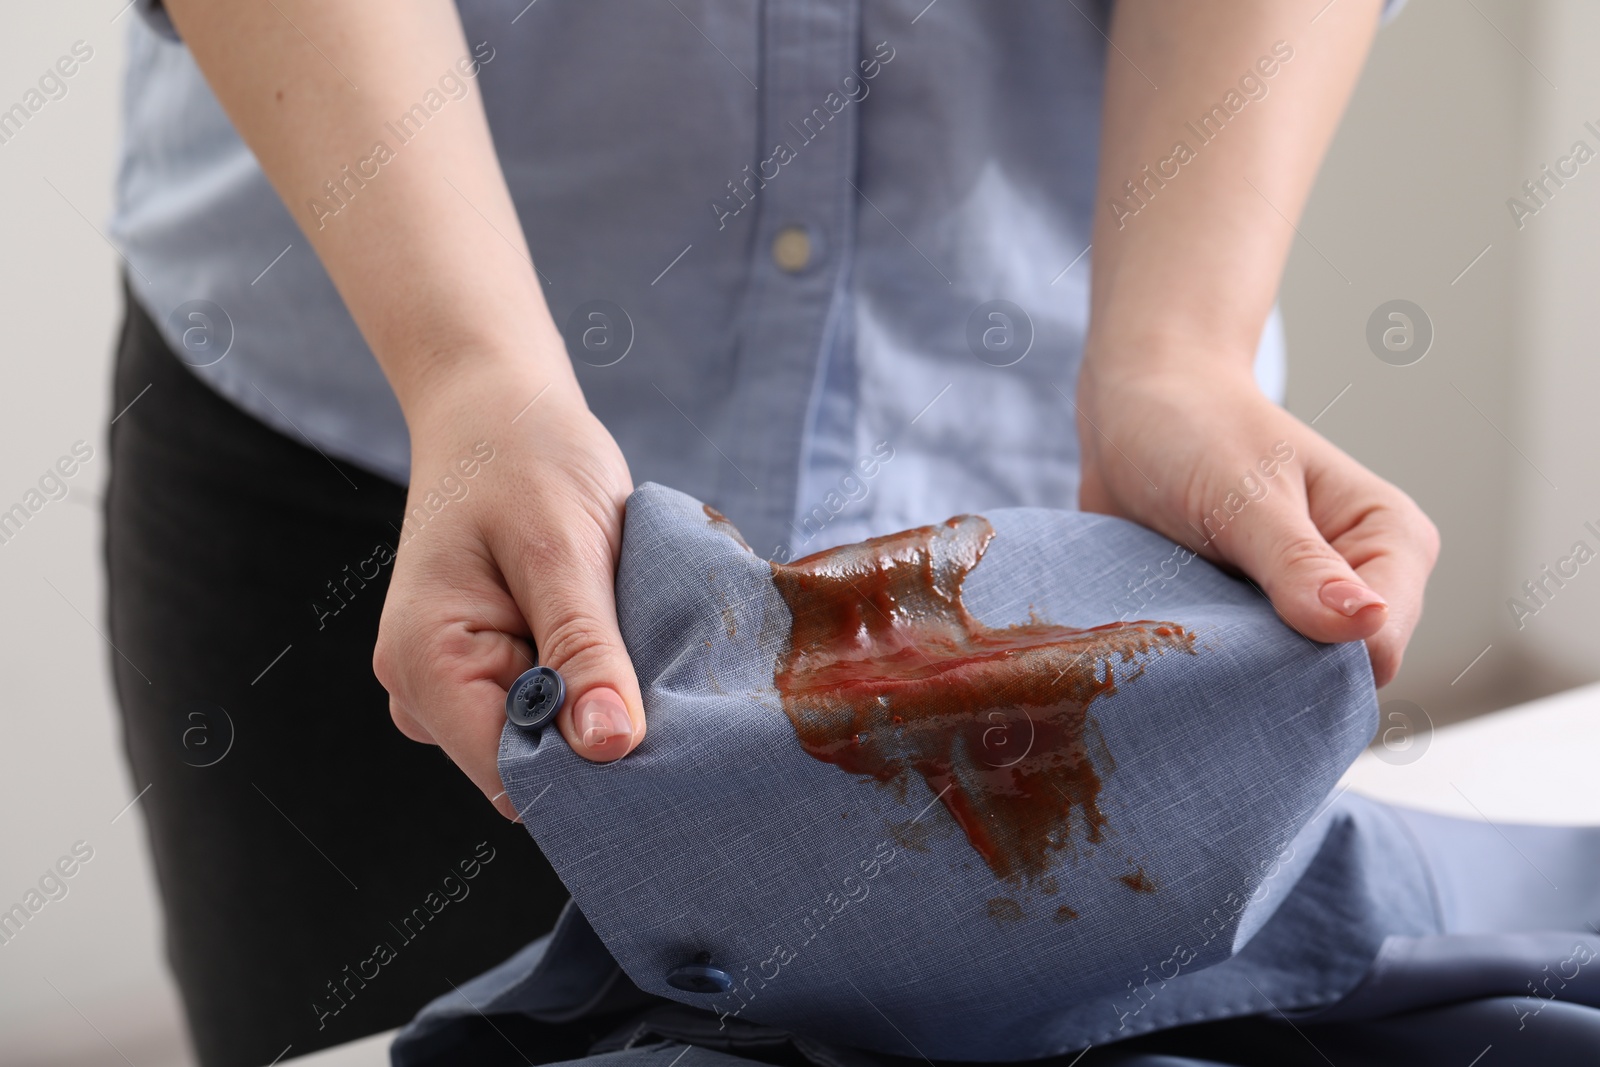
[505, 666, 565, 730]
[771, 226, 812, 273]
[666, 960, 734, 994]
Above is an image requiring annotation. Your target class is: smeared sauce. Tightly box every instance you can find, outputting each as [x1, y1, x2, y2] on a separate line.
[1119, 868, 1157, 894]
[702, 503, 752, 551]
[765, 514, 1197, 887]
[987, 897, 1024, 922]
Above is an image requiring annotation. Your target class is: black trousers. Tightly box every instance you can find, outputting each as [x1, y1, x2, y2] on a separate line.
[104, 284, 570, 1067]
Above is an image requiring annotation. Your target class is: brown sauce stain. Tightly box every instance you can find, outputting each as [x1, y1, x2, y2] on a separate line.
[706, 566, 740, 640]
[887, 818, 933, 854]
[1054, 904, 1080, 923]
[767, 514, 1196, 887]
[703, 503, 752, 551]
[1118, 867, 1157, 894]
[987, 897, 1024, 923]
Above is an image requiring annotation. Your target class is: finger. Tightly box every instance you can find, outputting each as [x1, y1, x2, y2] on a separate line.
[389, 695, 436, 746]
[500, 520, 645, 764]
[1211, 482, 1390, 649]
[1322, 497, 1440, 688]
[478, 633, 543, 820]
[376, 613, 535, 821]
[485, 634, 538, 690]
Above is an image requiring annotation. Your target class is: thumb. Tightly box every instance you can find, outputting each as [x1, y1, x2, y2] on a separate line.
[1217, 490, 1389, 647]
[506, 535, 645, 764]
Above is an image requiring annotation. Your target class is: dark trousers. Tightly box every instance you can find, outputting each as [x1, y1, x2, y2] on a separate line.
[104, 284, 570, 1067]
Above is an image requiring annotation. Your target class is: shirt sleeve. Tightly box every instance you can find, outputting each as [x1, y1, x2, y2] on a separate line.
[133, 0, 181, 43]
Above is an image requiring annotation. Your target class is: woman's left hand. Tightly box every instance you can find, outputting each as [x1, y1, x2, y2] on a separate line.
[1076, 360, 1439, 688]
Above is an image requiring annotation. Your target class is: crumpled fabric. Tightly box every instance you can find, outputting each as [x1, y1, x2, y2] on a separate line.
[393, 484, 1600, 1066]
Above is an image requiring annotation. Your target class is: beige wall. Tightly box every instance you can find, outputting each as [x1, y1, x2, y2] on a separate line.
[1511, 1, 1600, 692]
[1282, 0, 1590, 725]
[0, 6, 190, 1066]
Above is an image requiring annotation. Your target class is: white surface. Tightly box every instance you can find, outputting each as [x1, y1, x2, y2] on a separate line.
[1343, 679, 1600, 822]
[280, 1029, 394, 1067]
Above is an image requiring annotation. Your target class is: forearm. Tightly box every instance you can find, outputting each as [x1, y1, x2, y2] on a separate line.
[1085, 0, 1382, 384]
[161, 0, 573, 417]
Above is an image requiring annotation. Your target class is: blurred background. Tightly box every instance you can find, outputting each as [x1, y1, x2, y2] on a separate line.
[3, 0, 1597, 1063]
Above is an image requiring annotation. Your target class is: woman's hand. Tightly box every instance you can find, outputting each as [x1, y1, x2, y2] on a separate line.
[1077, 360, 1438, 687]
[159, 0, 645, 819]
[1077, 0, 1426, 683]
[373, 361, 645, 821]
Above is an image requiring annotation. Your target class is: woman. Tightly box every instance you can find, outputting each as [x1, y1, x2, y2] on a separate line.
[106, 1, 1434, 1063]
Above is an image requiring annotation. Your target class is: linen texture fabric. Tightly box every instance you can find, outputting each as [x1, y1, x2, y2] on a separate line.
[499, 484, 1377, 1057]
[394, 484, 1600, 1065]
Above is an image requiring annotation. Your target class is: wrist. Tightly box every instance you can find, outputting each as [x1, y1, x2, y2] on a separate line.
[1078, 332, 1260, 411]
[394, 336, 588, 447]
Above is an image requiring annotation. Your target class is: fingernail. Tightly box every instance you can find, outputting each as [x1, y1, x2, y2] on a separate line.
[577, 691, 633, 750]
[1319, 579, 1387, 618]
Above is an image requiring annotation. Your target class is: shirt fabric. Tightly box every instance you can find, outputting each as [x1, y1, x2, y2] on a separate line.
[390, 483, 1600, 1065]
[111, 0, 1323, 559]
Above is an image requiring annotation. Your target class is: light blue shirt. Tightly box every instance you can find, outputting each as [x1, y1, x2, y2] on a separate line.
[113, 0, 1320, 559]
[392, 483, 1600, 1063]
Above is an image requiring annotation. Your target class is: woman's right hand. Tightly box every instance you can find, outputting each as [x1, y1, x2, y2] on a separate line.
[373, 360, 645, 822]
[159, 0, 646, 818]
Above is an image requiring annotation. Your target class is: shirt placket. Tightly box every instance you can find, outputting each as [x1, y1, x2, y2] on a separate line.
[715, 0, 861, 558]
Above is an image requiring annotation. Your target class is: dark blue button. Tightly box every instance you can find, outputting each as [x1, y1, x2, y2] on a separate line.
[505, 666, 565, 730]
[666, 962, 734, 994]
